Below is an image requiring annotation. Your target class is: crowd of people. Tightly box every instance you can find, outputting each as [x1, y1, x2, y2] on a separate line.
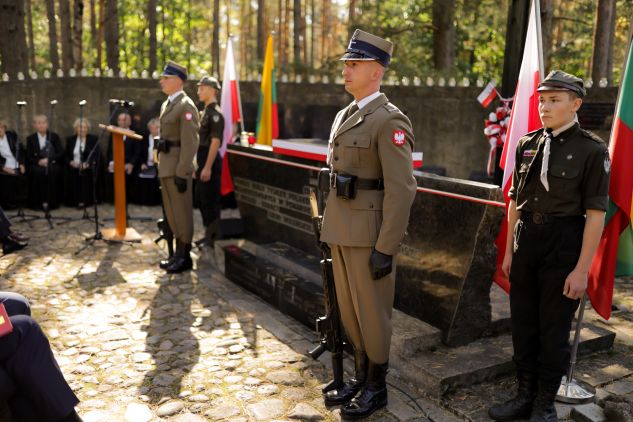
[0, 113, 162, 215]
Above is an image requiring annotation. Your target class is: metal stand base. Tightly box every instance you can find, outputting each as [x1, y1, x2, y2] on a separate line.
[556, 376, 595, 404]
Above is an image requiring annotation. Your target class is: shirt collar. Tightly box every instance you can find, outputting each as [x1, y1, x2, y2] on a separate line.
[169, 90, 184, 103]
[354, 91, 381, 111]
[551, 119, 577, 138]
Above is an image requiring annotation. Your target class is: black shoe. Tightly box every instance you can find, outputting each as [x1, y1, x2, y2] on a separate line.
[166, 243, 193, 273]
[489, 371, 537, 421]
[2, 237, 27, 255]
[159, 240, 179, 269]
[341, 361, 388, 420]
[529, 379, 561, 422]
[325, 350, 368, 406]
[59, 409, 83, 422]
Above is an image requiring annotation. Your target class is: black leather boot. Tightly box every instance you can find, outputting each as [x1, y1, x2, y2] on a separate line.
[341, 361, 388, 420]
[196, 220, 221, 248]
[2, 236, 27, 255]
[324, 350, 368, 406]
[488, 371, 538, 421]
[159, 241, 179, 269]
[166, 242, 193, 273]
[529, 378, 561, 422]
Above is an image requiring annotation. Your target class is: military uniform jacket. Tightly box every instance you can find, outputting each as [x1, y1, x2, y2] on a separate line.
[508, 123, 610, 216]
[320, 93, 417, 255]
[158, 92, 200, 178]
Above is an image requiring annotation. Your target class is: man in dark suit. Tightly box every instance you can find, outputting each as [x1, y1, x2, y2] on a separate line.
[26, 114, 64, 212]
[106, 111, 141, 203]
[0, 292, 82, 421]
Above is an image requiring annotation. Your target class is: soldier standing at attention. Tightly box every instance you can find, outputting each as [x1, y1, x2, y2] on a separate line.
[488, 71, 610, 422]
[157, 61, 200, 273]
[194, 76, 224, 248]
[320, 29, 417, 419]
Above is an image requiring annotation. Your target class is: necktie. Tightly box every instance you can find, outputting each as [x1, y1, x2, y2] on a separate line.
[540, 128, 553, 191]
[343, 104, 359, 122]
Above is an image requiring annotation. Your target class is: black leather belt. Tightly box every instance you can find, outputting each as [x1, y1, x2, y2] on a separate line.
[330, 172, 384, 191]
[521, 211, 584, 225]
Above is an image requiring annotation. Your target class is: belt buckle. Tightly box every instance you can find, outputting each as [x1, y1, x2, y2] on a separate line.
[330, 172, 336, 189]
[533, 212, 543, 224]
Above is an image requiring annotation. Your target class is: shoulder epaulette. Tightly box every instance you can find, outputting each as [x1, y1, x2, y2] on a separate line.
[580, 128, 605, 144]
[382, 102, 400, 113]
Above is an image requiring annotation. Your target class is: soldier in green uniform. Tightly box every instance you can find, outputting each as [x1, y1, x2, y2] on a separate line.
[489, 71, 610, 422]
[320, 29, 417, 419]
[157, 61, 200, 273]
[194, 76, 224, 247]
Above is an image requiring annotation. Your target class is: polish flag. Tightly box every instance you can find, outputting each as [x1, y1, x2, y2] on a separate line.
[477, 80, 498, 108]
[219, 37, 243, 195]
[494, 0, 544, 291]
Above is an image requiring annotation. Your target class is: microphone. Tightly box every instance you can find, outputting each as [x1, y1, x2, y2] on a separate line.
[79, 100, 87, 106]
[50, 100, 58, 105]
[109, 98, 135, 107]
[16, 101, 27, 106]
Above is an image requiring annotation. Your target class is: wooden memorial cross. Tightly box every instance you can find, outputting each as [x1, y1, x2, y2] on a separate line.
[99, 124, 143, 242]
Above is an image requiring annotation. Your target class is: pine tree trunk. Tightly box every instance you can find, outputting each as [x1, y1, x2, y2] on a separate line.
[309, 0, 315, 67]
[591, 0, 616, 84]
[432, 0, 456, 71]
[212, 0, 220, 75]
[72, 0, 84, 70]
[59, 0, 74, 72]
[89, 0, 97, 68]
[46, 0, 60, 72]
[0, 0, 29, 78]
[96, 0, 104, 69]
[104, 0, 119, 73]
[148, 0, 157, 73]
[26, 0, 36, 72]
[257, 0, 265, 61]
[293, 0, 302, 69]
[540, 0, 554, 71]
[348, 0, 356, 38]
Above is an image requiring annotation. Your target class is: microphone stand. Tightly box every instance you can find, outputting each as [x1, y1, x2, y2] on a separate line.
[8, 101, 38, 225]
[75, 101, 123, 254]
[38, 100, 73, 227]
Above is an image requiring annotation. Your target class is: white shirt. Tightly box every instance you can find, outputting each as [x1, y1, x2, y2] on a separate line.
[168, 90, 184, 104]
[73, 137, 85, 163]
[147, 134, 156, 165]
[37, 132, 47, 150]
[354, 91, 382, 111]
[0, 135, 17, 169]
[551, 119, 577, 138]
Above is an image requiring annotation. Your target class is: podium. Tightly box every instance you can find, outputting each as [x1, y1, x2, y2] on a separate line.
[98, 124, 143, 242]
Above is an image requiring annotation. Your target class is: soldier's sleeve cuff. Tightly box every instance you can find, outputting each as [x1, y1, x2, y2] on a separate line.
[508, 190, 517, 200]
[583, 196, 608, 212]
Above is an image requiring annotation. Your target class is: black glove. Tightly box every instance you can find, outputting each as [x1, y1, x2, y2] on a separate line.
[369, 248, 393, 280]
[174, 176, 187, 193]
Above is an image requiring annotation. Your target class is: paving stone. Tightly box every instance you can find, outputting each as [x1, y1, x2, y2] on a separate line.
[606, 380, 633, 396]
[171, 413, 207, 422]
[267, 370, 305, 386]
[571, 403, 607, 422]
[124, 403, 152, 422]
[288, 403, 324, 420]
[156, 400, 185, 417]
[246, 399, 286, 420]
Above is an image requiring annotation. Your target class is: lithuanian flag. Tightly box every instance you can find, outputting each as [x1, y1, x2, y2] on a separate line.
[256, 34, 279, 145]
[588, 34, 633, 320]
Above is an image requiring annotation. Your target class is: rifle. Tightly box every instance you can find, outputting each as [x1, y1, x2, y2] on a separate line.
[308, 168, 345, 394]
[154, 216, 174, 258]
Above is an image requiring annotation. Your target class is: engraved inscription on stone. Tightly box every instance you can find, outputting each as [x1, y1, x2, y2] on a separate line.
[234, 177, 313, 235]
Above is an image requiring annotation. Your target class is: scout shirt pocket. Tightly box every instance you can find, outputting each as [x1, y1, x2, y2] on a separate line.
[348, 190, 384, 242]
[548, 164, 580, 194]
[342, 135, 371, 168]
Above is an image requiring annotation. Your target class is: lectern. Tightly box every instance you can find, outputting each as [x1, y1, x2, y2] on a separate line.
[98, 124, 143, 242]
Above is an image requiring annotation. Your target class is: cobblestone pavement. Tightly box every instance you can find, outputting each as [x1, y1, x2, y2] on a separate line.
[1, 205, 449, 422]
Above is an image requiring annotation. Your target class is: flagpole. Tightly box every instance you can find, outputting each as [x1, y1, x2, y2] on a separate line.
[533, 0, 545, 79]
[229, 35, 246, 134]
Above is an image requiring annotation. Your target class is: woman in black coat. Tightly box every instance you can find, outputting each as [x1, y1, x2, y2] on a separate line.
[25, 115, 65, 211]
[64, 118, 100, 207]
[0, 120, 27, 210]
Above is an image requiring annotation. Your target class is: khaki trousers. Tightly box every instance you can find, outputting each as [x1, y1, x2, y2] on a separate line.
[329, 244, 396, 364]
[160, 176, 193, 244]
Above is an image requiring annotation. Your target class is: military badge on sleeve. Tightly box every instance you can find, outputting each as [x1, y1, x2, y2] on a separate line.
[185, 112, 193, 121]
[392, 129, 406, 146]
[604, 153, 611, 173]
[213, 115, 220, 123]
